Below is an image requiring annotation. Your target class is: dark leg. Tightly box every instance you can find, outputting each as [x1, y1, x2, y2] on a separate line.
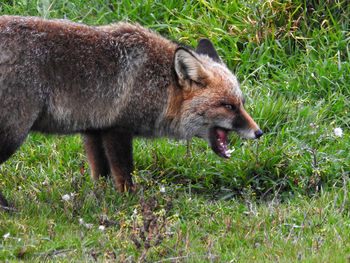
[83, 132, 110, 182]
[0, 86, 41, 207]
[0, 135, 25, 164]
[0, 129, 30, 207]
[102, 129, 134, 191]
[0, 187, 9, 207]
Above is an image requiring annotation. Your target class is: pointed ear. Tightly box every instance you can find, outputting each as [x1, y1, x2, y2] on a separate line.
[196, 38, 221, 63]
[174, 47, 208, 84]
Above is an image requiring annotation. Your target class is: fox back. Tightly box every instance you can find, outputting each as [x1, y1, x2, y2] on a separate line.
[0, 16, 178, 135]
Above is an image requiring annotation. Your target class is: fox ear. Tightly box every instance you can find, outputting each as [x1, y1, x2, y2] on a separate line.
[174, 48, 208, 84]
[196, 38, 221, 63]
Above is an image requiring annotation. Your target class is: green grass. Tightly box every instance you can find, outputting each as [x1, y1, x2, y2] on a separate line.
[1, 0, 349, 261]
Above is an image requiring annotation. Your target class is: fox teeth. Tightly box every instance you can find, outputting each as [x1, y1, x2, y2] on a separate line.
[226, 148, 235, 154]
[225, 148, 235, 157]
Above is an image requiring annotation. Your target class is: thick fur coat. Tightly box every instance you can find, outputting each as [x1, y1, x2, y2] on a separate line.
[0, 16, 262, 205]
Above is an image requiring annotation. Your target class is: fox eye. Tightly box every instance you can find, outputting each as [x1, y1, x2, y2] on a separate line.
[223, 104, 236, 111]
[193, 80, 205, 87]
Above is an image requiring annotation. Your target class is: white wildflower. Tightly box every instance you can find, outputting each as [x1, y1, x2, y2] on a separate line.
[62, 194, 71, 201]
[3, 233, 10, 239]
[334, 127, 343, 137]
[98, 225, 105, 231]
[160, 185, 166, 193]
[62, 193, 74, 201]
[42, 180, 48, 186]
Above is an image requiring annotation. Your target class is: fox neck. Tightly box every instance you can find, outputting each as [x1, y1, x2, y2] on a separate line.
[152, 85, 191, 140]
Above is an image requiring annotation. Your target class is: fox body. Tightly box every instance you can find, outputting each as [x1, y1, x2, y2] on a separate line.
[0, 16, 262, 204]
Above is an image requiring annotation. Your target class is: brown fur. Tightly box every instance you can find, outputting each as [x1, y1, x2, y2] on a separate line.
[0, 16, 262, 205]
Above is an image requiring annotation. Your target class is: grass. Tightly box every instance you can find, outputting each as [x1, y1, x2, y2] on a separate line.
[0, 0, 349, 261]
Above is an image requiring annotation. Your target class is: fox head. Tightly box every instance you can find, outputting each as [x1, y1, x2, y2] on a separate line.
[172, 39, 263, 158]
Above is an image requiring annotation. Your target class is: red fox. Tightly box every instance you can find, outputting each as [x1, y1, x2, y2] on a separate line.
[0, 16, 262, 205]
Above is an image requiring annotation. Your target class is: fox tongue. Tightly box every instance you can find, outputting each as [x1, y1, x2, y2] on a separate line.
[216, 128, 232, 158]
[216, 128, 227, 144]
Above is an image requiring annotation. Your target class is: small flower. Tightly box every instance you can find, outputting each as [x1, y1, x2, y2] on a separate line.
[42, 180, 49, 186]
[334, 127, 343, 137]
[62, 194, 71, 201]
[62, 193, 74, 201]
[98, 225, 105, 231]
[3, 232, 10, 239]
[160, 185, 166, 193]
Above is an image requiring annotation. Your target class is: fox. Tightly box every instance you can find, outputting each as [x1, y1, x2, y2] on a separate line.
[0, 15, 263, 206]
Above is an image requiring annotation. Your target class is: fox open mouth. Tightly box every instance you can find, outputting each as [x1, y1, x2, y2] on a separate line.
[209, 127, 235, 158]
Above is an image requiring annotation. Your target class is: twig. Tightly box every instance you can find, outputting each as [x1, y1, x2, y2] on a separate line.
[153, 254, 219, 263]
[186, 140, 191, 157]
[185, 228, 190, 251]
[269, 174, 288, 207]
[0, 205, 16, 212]
[260, 174, 288, 203]
[34, 248, 73, 259]
[284, 223, 303, 228]
[296, 197, 316, 242]
[208, 219, 232, 262]
[340, 166, 348, 214]
[47, 0, 56, 12]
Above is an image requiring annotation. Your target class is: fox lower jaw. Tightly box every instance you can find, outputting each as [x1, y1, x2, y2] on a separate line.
[167, 119, 262, 158]
[200, 126, 262, 159]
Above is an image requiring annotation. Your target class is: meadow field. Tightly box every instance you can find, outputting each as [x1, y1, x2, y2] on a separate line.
[0, 0, 349, 262]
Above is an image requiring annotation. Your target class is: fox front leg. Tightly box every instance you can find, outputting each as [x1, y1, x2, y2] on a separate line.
[83, 131, 111, 181]
[102, 129, 134, 191]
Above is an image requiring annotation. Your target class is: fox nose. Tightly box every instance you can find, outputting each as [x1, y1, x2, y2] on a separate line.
[254, 129, 263, 139]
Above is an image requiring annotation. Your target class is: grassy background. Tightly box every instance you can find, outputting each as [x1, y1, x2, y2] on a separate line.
[0, 0, 349, 262]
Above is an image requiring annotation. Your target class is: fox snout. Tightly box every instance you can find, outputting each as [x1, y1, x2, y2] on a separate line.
[230, 105, 263, 142]
[234, 108, 263, 140]
[254, 129, 263, 138]
[237, 126, 263, 140]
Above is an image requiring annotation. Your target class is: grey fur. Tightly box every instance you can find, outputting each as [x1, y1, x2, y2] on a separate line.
[0, 16, 262, 198]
